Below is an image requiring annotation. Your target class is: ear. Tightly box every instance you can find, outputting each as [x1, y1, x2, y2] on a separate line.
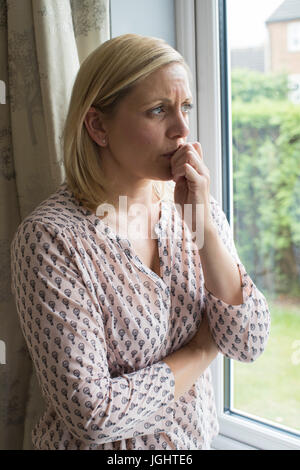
[84, 107, 108, 147]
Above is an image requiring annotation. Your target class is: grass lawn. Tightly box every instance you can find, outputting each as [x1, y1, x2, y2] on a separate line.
[233, 299, 300, 432]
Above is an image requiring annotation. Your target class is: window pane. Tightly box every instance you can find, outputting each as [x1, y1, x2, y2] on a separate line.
[227, 0, 300, 433]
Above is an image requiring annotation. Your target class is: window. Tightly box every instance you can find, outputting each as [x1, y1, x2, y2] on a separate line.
[287, 21, 300, 52]
[175, 0, 300, 449]
[226, 0, 300, 440]
[288, 74, 300, 104]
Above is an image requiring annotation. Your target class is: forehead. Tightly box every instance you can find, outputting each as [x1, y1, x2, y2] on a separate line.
[126, 63, 192, 104]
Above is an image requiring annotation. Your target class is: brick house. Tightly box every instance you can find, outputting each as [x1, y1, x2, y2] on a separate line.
[266, 0, 300, 103]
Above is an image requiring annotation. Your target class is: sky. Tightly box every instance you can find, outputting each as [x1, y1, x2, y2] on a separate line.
[227, 0, 284, 49]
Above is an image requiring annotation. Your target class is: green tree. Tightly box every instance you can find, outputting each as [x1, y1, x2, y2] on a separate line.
[231, 68, 289, 102]
[231, 70, 300, 298]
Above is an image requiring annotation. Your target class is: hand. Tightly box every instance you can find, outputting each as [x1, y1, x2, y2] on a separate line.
[170, 142, 214, 240]
[186, 311, 219, 359]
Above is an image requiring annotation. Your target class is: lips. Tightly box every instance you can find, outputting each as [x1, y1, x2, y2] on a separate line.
[162, 148, 179, 157]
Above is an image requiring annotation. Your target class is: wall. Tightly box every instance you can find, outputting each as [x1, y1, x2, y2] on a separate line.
[110, 0, 176, 48]
[268, 20, 300, 74]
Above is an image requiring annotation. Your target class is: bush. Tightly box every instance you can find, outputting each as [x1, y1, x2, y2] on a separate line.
[231, 70, 300, 298]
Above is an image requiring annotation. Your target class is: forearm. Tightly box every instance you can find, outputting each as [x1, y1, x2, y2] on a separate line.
[163, 343, 216, 401]
[191, 199, 270, 364]
[198, 223, 243, 306]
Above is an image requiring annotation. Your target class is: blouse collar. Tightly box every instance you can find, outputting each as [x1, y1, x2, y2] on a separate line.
[57, 182, 170, 249]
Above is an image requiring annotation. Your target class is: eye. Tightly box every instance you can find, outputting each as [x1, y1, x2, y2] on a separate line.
[150, 106, 165, 116]
[149, 102, 194, 117]
[182, 103, 194, 113]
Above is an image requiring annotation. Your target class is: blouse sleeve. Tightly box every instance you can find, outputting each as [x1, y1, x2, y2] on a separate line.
[10, 220, 175, 446]
[203, 197, 271, 363]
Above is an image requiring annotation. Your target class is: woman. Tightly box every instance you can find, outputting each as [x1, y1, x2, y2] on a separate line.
[10, 34, 270, 450]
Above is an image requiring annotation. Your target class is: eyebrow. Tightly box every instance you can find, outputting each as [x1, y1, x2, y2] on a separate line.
[142, 97, 193, 106]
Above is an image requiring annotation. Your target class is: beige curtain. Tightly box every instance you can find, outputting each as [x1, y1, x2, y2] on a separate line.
[0, 0, 110, 450]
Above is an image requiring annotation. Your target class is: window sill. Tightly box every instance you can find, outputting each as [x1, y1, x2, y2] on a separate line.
[211, 434, 257, 450]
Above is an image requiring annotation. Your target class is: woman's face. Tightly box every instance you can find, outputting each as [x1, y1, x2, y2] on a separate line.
[100, 63, 192, 183]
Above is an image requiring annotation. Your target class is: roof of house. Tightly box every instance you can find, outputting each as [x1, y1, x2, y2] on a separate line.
[231, 47, 265, 73]
[266, 0, 300, 24]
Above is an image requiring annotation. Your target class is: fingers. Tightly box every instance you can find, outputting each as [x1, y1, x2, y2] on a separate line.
[172, 142, 202, 165]
[171, 142, 209, 182]
[191, 142, 203, 160]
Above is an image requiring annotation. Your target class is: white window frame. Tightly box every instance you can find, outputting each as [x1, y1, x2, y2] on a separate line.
[287, 21, 300, 52]
[288, 74, 300, 104]
[174, 0, 300, 451]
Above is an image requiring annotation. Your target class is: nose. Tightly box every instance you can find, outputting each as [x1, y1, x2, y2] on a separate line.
[166, 109, 190, 140]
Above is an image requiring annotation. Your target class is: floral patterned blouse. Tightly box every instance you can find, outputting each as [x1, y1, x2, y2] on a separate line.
[10, 182, 270, 450]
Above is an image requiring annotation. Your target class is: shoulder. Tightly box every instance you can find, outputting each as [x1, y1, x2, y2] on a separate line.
[165, 193, 228, 230]
[10, 183, 98, 258]
[13, 182, 93, 236]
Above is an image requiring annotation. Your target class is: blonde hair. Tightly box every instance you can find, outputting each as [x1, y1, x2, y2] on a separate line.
[62, 33, 192, 212]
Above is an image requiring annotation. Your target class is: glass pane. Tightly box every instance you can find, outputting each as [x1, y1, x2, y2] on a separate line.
[227, 0, 300, 433]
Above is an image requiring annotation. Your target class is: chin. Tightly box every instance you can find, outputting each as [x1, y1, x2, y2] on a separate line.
[152, 170, 173, 182]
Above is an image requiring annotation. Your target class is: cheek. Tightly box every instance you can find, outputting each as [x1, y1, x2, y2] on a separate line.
[133, 123, 162, 149]
[113, 113, 163, 151]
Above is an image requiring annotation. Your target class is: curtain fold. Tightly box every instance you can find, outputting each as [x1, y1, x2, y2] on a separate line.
[0, 0, 110, 450]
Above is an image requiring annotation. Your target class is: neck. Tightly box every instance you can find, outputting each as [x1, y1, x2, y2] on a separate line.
[93, 181, 162, 240]
[102, 183, 160, 215]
